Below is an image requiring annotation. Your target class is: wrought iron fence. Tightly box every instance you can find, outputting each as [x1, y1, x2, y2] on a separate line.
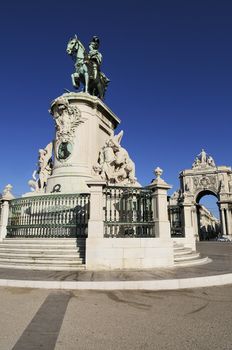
[103, 186, 154, 237]
[168, 205, 184, 237]
[7, 193, 90, 238]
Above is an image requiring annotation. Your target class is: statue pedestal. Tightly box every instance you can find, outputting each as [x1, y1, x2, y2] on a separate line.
[46, 92, 120, 193]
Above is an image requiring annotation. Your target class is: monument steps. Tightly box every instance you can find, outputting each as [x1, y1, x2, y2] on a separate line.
[0, 249, 84, 255]
[0, 262, 86, 271]
[174, 252, 200, 261]
[0, 238, 86, 270]
[173, 248, 193, 255]
[173, 242, 185, 249]
[174, 256, 209, 267]
[2, 238, 85, 244]
[0, 257, 84, 264]
[173, 243, 209, 267]
[0, 253, 84, 259]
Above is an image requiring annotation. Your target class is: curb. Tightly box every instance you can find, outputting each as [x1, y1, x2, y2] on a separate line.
[0, 273, 232, 290]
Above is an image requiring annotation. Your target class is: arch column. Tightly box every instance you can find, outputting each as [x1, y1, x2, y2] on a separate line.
[191, 205, 199, 240]
[225, 208, 232, 235]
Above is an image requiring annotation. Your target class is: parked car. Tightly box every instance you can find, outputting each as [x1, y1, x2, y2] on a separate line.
[216, 235, 232, 242]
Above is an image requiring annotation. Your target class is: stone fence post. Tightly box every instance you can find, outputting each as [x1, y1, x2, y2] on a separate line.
[148, 168, 172, 239]
[0, 185, 14, 241]
[85, 180, 106, 269]
[86, 180, 106, 238]
[180, 202, 196, 250]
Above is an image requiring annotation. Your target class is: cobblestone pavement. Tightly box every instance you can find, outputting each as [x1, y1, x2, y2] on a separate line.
[1, 284, 232, 350]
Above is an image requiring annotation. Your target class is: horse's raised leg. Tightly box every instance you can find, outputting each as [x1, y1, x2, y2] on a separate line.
[71, 74, 76, 87]
[71, 73, 80, 89]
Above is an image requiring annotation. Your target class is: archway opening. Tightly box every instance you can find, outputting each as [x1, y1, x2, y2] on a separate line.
[196, 191, 221, 241]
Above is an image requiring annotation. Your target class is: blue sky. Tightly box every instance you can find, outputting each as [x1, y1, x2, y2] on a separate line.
[1, 0, 232, 213]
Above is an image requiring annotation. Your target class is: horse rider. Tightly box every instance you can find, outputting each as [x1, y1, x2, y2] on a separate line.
[88, 36, 102, 80]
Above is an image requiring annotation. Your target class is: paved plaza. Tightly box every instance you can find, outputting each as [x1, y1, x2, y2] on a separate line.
[0, 242, 231, 349]
[0, 285, 232, 350]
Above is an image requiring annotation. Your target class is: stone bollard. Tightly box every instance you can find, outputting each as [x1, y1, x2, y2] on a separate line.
[148, 167, 172, 239]
[0, 184, 15, 241]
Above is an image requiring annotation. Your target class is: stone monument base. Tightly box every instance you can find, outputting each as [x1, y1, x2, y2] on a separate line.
[45, 92, 120, 194]
[86, 237, 174, 270]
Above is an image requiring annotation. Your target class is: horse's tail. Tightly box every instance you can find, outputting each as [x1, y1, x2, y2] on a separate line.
[100, 72, 110, 86]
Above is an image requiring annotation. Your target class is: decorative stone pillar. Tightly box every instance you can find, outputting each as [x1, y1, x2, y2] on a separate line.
[0, 185, 14, 241]
[46, 93, 120, 194]
[85, 180, 106, 269]
[182, 204, 196, 250]
[148, 167, 172, 239]
[86, 180, 106, 238]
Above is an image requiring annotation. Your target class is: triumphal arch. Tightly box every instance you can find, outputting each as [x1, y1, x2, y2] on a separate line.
[169, 150, 232, 247]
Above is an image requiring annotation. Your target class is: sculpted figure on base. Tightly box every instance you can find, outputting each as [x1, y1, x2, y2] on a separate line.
[192, 149, 216, 169]
[66, 35, 110, 99]
[94, 131, 137, 185]
[28, 143, 53, 192]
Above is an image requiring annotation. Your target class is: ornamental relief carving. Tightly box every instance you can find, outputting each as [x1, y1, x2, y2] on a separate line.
[189, 175, 219, 195]
[50, 96, 85, 143]
[210, 176, 217, 186]
[184, 177, 192, 192]
[200, 176, 210, 187]
[193, 177, 199, 187]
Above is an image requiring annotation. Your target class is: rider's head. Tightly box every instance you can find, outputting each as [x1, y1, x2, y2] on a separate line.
[90, 36, 100, 50]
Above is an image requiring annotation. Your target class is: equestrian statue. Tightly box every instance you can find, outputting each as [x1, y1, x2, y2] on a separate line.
[66, 35, 110, 100]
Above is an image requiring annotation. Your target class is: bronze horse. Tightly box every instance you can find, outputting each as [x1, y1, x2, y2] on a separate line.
[66, 35, 109, 99]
